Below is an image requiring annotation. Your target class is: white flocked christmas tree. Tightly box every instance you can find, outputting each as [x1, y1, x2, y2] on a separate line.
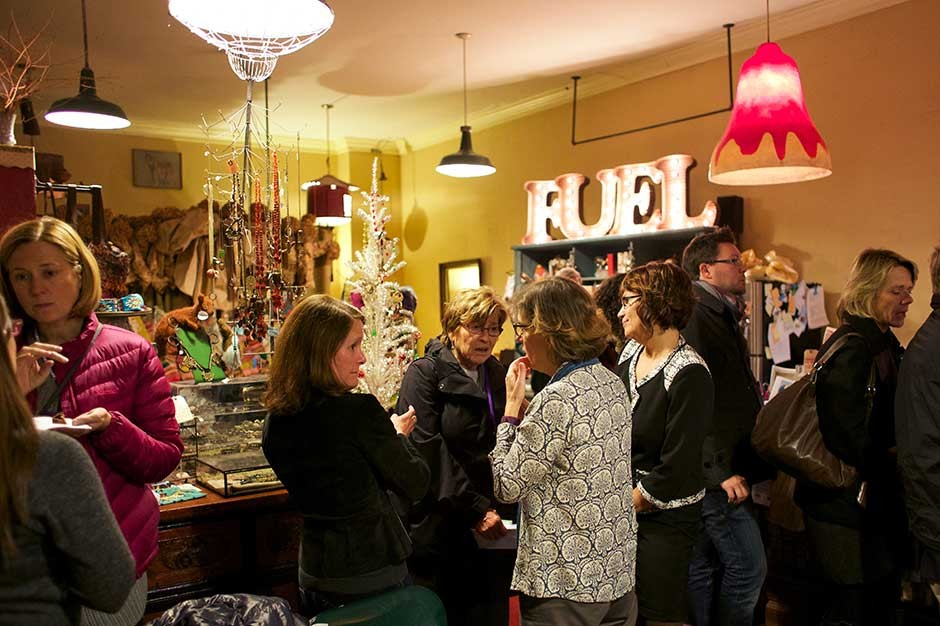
[347, 158, 419, 409]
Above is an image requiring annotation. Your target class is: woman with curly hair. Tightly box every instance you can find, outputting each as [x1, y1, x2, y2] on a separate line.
[617, 261, 713, 626]
[491, 277, 637, 626]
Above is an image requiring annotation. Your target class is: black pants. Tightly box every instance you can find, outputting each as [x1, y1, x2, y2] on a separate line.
[804, 515, 901, 626]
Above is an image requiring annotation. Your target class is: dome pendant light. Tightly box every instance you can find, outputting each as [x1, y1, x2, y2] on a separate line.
[708, 1, 830, 185]
[436, 33, 495, 178]
[44, 0, 130, 130]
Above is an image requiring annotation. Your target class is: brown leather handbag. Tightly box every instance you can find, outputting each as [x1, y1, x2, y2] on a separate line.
[751, 332, 875, 490]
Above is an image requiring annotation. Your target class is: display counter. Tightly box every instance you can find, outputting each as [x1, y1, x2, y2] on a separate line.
[144, 487, 302, 619]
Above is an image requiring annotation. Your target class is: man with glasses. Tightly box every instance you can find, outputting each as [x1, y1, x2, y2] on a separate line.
[680, 227, 772, 626]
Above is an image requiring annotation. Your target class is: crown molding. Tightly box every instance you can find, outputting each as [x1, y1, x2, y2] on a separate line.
[115, 120, 409, 156]
[405, 0, 908, 151]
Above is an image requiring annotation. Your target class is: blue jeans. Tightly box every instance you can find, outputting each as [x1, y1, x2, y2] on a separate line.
[687, 491, 766, 626]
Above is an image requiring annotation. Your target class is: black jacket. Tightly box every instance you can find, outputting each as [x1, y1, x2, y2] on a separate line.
[682, 282, 772, 488]
[262, 392, 429, 580]
[395, 338, 511, 560]
[796, 315, 905, 534]
[897, 295, 940, 550]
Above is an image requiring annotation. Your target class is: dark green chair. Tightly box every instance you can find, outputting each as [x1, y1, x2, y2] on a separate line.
[310, 586, 446, 626]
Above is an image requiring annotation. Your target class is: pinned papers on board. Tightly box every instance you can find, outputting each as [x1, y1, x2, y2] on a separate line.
[806, 285, 829, 329]
[768, 316, 792, 364]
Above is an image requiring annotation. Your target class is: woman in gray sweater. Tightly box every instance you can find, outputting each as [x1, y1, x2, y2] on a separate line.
[0, 292, 134, 626]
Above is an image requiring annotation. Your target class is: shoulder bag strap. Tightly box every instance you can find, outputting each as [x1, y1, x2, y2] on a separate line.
[37, 324, 104, 416]
[808, 331, 862, 383]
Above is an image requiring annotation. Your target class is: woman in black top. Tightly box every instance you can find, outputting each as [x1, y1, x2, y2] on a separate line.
[616, 261, 713, 626]
[796, 249, 917, 626]
[262, 295, 430, 614]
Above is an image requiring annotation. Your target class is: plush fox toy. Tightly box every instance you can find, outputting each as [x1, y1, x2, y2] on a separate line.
[154, 294, 238, 381]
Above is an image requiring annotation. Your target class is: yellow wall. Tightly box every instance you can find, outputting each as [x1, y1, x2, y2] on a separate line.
[20, 1, 939, 349]
[30, 125, 332, 218]
[23, 123, 402, 301]
[400, 0, 940, 348]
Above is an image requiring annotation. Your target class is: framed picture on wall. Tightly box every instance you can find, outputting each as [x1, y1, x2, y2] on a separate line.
[132, 149, 182, 189]
[439, 258, 482, 317]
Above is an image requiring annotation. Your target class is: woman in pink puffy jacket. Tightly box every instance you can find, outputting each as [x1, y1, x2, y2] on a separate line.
[0, 217, 183, 626]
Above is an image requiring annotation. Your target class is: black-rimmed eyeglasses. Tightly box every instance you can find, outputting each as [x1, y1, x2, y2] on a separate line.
[464, 324, 502, 337]
[620, 294, 641, 308]
[706, 257, 743, 267]
[512, 323, 532, 339]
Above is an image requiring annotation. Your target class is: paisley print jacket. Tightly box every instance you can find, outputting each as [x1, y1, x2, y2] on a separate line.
[490, 362, 637, 602]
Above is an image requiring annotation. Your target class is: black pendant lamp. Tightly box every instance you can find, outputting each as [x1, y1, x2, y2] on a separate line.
[436, 33, 494, 178]
[45, 0, 130, 130]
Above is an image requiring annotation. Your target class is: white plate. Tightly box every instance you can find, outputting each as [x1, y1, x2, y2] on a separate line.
[33, 416, 93, 435]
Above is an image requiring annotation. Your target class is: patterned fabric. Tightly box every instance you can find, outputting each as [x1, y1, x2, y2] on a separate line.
[489, 363, 636, 602]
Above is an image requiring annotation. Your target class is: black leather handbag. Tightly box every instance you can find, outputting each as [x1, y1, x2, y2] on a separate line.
[751, 332, 874, 490]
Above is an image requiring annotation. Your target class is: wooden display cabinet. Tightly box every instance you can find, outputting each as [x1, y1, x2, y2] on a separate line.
[144, 488, 302, 620]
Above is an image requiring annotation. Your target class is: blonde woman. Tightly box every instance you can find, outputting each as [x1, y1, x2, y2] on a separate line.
[492, 278, 637, 626]
[0, 217, 181, 626]
[796, 248, 916, 626]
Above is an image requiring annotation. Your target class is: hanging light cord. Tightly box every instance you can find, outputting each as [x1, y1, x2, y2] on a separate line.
[456, 32, 471, 127]
[461, 34, 468, 126]
[323, 103, 332, 175]
[766, 0, 771, 42]
[81, 0, 90, 68]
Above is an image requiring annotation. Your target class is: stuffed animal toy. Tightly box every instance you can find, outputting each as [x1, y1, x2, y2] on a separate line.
[154, 294, 238, 382]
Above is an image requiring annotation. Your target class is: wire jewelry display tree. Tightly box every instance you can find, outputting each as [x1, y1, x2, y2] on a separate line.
[169, 0, 334, 340]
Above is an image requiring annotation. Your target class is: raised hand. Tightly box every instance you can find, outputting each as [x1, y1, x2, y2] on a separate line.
[16, 342, 68, 393]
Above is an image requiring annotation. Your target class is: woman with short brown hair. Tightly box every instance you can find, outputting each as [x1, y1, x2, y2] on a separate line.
[617, 261, 713, 626]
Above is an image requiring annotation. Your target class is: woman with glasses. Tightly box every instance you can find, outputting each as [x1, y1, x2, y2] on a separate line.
[396, 286, 514, 626]
[616, 261, 712, 626]
[795, 248, 917, 626]
[0, 288, 136, 625]
[492, 277, 637, 626]
[0, 217, 182, 626]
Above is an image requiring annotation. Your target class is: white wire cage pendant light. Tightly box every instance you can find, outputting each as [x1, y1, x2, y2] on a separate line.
[168, 0, 335, 82]
[436, 32, 495, 178]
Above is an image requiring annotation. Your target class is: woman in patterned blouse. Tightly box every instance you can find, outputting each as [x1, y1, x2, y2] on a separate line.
[490, 277, 638, 626]
[617, 261, 714, 626]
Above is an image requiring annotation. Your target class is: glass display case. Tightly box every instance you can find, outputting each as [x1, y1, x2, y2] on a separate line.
[194, 450, 281, 496]
[170, 375, 280, 496]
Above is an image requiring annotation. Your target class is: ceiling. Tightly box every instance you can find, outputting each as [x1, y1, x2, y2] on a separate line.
[9, 0, 903, 152]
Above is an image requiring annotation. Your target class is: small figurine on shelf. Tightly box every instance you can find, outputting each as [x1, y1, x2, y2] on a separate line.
[153, 294, 239, 382]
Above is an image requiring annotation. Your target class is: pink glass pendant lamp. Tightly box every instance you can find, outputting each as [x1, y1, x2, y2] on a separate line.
[709, 12, 831, 185]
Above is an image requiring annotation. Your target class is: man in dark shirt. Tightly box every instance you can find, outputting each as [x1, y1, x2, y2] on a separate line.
[681, 227, 771, 626]
[896, 243, 940, 600]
